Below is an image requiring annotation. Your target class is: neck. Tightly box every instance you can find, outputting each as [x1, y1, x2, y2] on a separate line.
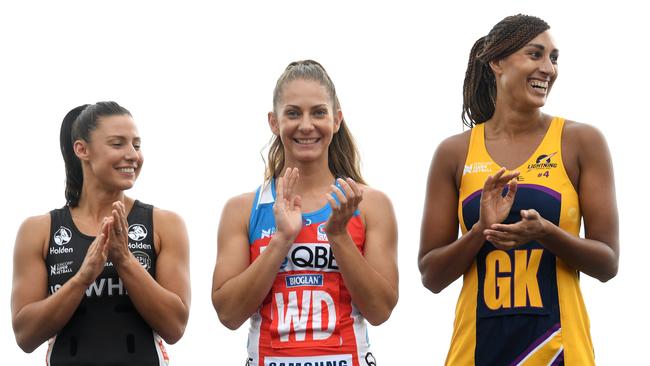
[74, 180, 128, 223]
[487, 100, 547, 138]
[282, 157, 335, 196]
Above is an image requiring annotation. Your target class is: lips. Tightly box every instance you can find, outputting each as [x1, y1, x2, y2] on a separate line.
[294, 138, 320, 144]
[529, 79, 549, 92]
[117, 167, 136, 173]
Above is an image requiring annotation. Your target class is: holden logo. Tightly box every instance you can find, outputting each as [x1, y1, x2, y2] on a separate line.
[128, 224, 147, 241]
[54, 227, 72, 246]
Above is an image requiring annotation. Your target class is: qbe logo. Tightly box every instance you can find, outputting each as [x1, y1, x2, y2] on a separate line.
[53, 227, 72, 246]
[317, 223, 328, 242]
[128, 224, 147, 241]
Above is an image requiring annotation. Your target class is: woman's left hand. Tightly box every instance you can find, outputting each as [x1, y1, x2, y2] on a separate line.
[324, 178, 363, 237]
[107, 201, 133, 266]
[483, 209, 549, 250]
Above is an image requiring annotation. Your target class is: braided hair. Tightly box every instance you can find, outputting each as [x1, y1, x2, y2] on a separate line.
[462, 14, 550, 127]
[266, 60, 365, 184]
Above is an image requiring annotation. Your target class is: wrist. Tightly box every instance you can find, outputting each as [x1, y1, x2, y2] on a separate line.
[326, 230, 350, 244]
[111, 250, 135, 269]
[471, 222, 487, 236]
[538, 217, 555, 241]
[269, 233, 294, 249]
[71, 272, 93, 290]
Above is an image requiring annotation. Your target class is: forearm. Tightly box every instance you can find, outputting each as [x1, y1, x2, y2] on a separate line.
[213, 236, 290, 330]
[540, 220, 618, 282]
[419, 224, 486, 293]
[13, 276, 87, 353]
[114, 257, 189, 344]
[329, 233, 397, 325]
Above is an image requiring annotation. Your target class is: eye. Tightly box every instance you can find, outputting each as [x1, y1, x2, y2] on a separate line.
[313, 109, 328, 118]
[133, 143, 141, 150]
[529, 51, 542, 59]
[550, 53, 559, 64]
[286, 110, 300, 118]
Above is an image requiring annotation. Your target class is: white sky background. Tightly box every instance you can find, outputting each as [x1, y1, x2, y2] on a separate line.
[0, 1, 646, 364]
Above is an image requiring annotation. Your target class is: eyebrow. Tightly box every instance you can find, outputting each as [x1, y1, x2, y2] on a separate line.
[106, 135, 141, 141]
[284, 104, 329, 109]
[526, 43, 559, 53]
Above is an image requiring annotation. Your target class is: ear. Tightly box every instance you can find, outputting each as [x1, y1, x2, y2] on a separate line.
[268, 111, 279, 135]
[73, 140, 90, 161]
[333, 109, 342, 133]
[489, 59, 503, 76]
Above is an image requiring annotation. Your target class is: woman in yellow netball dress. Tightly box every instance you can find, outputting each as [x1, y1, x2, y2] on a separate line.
[418, 15, 619, 365]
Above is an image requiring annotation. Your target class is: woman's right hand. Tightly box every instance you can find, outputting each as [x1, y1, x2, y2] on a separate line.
[478, 167, 520, 231]
[75, 218, 110, 287]
[272, 167, 303, 245]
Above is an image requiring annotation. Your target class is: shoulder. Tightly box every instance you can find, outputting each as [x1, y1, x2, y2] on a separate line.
[358, 186, 395, 222]
[15, 213, 51, 258]
[429, 129, 472, 187]
[153, 207, 186, 228]
[18, 213, 51, 237]
[562, 119, 608, 146]
[223, 191, 257, 216]
[436, 129, 472, 158]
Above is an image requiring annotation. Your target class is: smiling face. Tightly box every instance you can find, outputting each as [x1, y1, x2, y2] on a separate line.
[269, 79, 342, 166]
[74, 114, 143, 191]
[491, 30, 559, 110]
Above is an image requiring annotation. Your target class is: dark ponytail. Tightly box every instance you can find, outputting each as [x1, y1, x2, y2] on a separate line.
[59, 101, 131, 207]
[462, 14, 550, 128]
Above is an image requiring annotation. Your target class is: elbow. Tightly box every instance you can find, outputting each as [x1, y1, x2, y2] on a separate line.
[212, 292, 246, 330]
[15, 334, 39, 354]
[217, 311, 246, 331]
[365, 307, 393, 326]
[159, 322, 186, 345]
[365, 294, 398, 326]
[420, 271, 445, 294]
[597, 261, 619, 283]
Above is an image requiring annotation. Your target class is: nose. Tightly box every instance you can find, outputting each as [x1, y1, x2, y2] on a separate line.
[539, 56, 556, 77]
[298, 113, 315, 133]
[124, 143, 139, 161]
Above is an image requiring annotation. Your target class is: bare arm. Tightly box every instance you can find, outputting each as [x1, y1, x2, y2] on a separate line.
[325, 179, 398, 325]
[212, 169, 302, 330]
[485, 124, 619, 281]
[418, 136, 519, 293]
[108, 202, 190, 344]
[11, 215, 110, 352]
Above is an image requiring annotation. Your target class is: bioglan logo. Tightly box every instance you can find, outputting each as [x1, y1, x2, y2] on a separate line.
[128, 224, 147, 241]
[463, 162, 494, 175]
[50, 261, 74, 276]
[317, 223, 328, 242]
[285, 274, 323, 288]
[133, 251, 152, 270]
[50, 226, 73, 255]
[527, 152, 558, 171]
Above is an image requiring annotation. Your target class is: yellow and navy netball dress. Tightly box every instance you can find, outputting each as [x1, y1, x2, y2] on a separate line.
[447, 117, 594, 366]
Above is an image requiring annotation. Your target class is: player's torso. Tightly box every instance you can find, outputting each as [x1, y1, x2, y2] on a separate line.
[446, 118, 593, 366]
[46, 201, 169, 366]
[247, 181, 375, 366]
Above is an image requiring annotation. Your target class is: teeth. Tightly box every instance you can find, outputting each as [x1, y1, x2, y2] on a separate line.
[530, 80, 548, 89]
[118, 167, 135, 173]
[295, 138, 318, 144]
